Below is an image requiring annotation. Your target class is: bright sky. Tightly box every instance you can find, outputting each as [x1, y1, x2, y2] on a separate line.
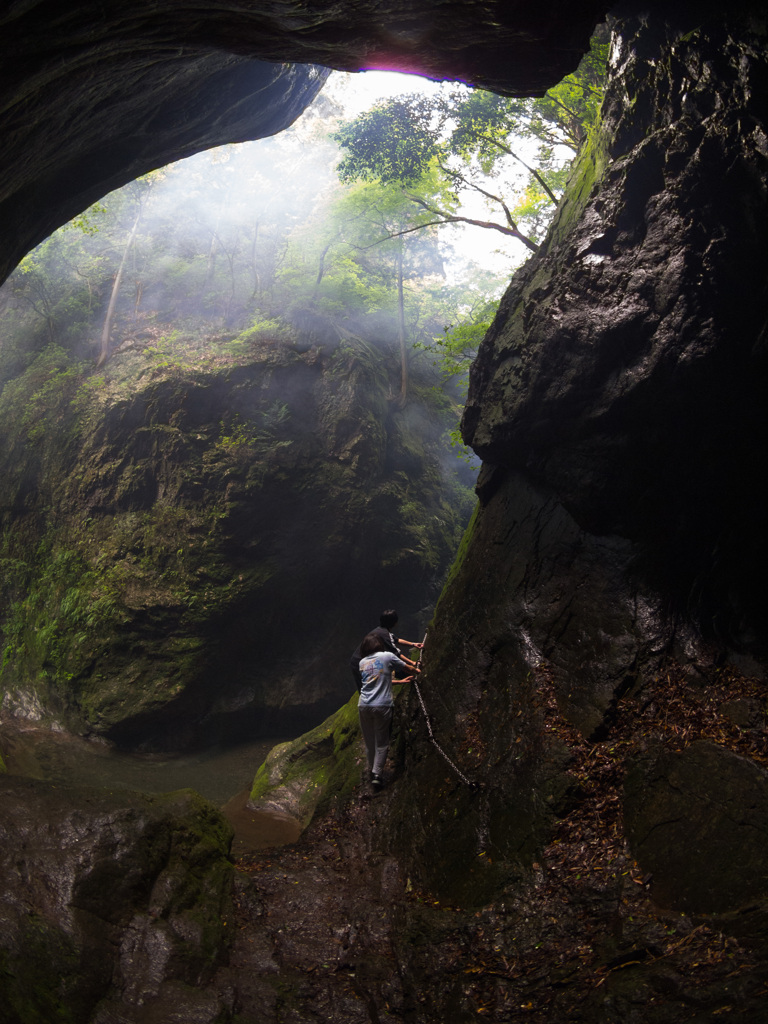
[324, 69, 443, 116]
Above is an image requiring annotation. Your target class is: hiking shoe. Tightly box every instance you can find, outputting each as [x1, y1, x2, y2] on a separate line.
[371, 773, 383, 790]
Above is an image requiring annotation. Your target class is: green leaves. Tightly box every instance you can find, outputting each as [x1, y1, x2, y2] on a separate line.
[332, 31, 608, 258]
[334, 96, 442, 186]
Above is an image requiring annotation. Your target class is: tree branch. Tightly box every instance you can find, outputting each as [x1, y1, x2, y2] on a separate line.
[540, 96, 582, 147]
[470, 134, 564, 202]
[357, 200, 539, 253]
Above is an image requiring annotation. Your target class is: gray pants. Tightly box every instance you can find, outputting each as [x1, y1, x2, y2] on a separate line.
[358, 704, 394, 775]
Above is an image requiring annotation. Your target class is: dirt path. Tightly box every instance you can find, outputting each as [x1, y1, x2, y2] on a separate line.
[220, 792, 415, 1023]
[215, 702, 768, 1024]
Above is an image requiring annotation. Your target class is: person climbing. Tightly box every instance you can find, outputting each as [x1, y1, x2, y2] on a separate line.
[349, 608, 423, 692]
[357, 631, 417, 790]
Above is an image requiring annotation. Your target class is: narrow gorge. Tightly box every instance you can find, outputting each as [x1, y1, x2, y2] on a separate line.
[1, 2, 766, 1022]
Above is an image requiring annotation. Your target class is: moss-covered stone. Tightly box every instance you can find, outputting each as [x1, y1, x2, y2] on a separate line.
[0, 333, 472, 748]
[0, 776, 234, 1022]
[249, 692, 363, 827]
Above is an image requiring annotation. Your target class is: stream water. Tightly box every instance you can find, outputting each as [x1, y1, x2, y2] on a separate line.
[0, 726, 303, 856]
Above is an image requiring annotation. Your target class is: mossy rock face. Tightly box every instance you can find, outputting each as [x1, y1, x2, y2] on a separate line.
[0, 776, 233, 1023]
[249, 691, 363, 828]
[0, 335, 472, 748]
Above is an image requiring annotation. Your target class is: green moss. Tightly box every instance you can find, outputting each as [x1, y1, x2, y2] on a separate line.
[0, 345, 82, 447]
[232, 316, 299, 348]
[249, 760, 273, 803]
[249, 693, 363, 827]
[435, 501, 480, 606]
[0, 535, 126, 709]
[0, 914, 85, 1024]
[151, 790, 235, 968]
[546, 120, 610, 249]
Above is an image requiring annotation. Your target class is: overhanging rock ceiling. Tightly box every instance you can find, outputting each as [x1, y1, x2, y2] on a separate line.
[0, 0, 609, 283]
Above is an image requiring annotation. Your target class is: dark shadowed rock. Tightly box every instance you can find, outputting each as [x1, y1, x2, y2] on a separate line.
[0, 775, 234, 1023]
[624, 741, 768, 915]
[361, 5, 768, 1015]
[462, 9, 768, 660]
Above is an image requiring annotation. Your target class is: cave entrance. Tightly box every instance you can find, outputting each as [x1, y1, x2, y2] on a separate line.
[0, 48, 603, 765]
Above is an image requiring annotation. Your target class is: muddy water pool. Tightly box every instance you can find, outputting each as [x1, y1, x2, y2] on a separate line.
[0, 726, 302, 855]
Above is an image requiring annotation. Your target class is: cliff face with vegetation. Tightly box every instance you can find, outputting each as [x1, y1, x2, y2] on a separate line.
[372, 5, 767, 1015]
[0, 0, 608, 286]
[0, 333, 471, 749]
[1, 2, 767, 1022]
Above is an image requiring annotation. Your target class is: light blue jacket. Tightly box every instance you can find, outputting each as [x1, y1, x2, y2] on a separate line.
[358, 651, 408, 707]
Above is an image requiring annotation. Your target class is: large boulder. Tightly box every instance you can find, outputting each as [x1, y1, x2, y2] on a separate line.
[0, 334, 470, 748]
[624, 741, 768, 915]
[0, 776, 234, 1024]
[248, 691, 364, 828]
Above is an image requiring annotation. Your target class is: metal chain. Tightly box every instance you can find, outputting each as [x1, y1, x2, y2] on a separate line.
[410, 633, 476, 788]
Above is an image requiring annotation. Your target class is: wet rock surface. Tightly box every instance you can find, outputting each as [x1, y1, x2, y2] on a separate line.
[223, 803, 408, 1024]
[247, 693, 363, 829]
[0, 776, 234, 1024]
[0, 0, 608, 285]
[0, 336, 468, 748]
[3, 662, 768, 1023]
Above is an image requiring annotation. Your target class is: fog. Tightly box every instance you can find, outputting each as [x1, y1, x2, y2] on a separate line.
[0, 69, 557, 492]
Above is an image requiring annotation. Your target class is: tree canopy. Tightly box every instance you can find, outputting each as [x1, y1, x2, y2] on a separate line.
[334, 31, 608, 255]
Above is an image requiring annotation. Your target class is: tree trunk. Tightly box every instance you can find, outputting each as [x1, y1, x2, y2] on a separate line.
[396, 244, 408, 408]
[250, 221, 261, 298]
[206, 227, 219, 286]
[311, 241, 333, 303]
[133, 279, 143, 320]
[97, 210, 140, 367]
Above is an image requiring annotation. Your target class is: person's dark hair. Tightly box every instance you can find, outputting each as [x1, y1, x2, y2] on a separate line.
[379, 609, 398, 630]
[360, 632, 388, 658]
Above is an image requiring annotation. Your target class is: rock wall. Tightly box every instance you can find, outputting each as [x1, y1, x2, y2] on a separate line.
[0, 777, 234, 1023]
[0, 335, 471, 749]
[462, 4, 767, 662]
[370, 5, 768, 1015]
